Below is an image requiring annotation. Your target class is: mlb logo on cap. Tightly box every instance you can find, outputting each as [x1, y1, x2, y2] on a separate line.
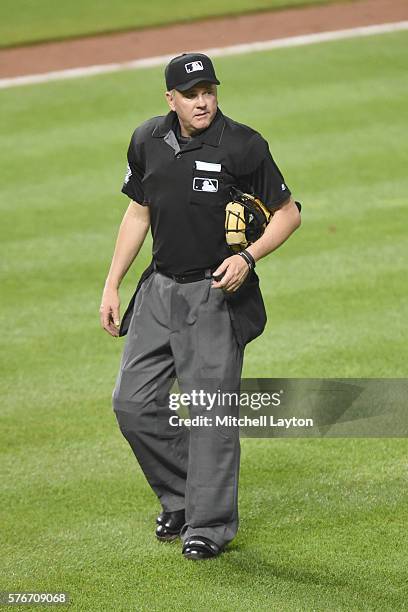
[185, 61, 204, 73]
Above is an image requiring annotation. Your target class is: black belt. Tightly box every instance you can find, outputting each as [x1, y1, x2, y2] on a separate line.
[153, 261, 217, 284]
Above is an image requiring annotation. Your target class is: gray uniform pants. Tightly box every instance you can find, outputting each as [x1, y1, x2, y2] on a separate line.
[112, 271, 244, 548]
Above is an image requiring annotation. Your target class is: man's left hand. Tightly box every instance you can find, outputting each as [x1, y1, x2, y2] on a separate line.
[212, 254, 250, 293]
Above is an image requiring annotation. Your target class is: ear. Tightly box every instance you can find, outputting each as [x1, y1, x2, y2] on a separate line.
[165, 90, 176, 112]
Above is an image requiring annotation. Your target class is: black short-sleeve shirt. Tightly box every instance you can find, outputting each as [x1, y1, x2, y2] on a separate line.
[121, 108, 291, 275]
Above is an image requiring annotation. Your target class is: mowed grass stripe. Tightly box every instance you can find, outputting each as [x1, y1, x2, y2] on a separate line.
[3, 436, 406, 506]
[3, 234, 407, 380]
[3, 236, 407, 335]
[2, 274, 407, 387]
[2, 209, 406, 276]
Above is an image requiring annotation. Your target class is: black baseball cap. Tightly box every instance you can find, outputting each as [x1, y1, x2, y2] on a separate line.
[165, 53, 220, 92]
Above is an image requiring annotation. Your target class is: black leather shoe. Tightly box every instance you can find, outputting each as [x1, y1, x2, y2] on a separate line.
[182, 536, 222, 560]
[155, 509, 185, 542]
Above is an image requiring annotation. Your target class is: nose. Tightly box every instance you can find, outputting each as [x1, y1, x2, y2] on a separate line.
[196, 94, 207, 108]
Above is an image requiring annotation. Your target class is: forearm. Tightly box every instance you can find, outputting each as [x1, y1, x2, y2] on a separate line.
[104, 202, 150, 290]
[246, 197, 301, 263]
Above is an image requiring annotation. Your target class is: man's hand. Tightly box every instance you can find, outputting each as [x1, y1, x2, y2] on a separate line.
[100, 286, 121, 337]
[212, 254, 250, 293]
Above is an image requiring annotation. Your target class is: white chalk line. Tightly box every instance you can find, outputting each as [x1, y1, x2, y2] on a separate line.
[1, 21, 407, 89]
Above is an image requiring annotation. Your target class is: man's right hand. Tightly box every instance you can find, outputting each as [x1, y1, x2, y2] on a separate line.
[100, 286, 121, 337]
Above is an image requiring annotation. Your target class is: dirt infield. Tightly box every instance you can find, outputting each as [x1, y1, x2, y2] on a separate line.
[1, 0, 407, 79]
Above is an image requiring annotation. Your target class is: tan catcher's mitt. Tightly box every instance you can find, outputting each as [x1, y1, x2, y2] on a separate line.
[225, 187, 302, 253]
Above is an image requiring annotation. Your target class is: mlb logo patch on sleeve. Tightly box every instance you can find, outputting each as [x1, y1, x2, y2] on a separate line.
[193, 177, 218, 192]
[124, 163, 132, 184]
[185, 61, 204, 73]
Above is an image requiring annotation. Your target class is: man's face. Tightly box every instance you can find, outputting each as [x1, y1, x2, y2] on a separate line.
[165, 82, 218, 137]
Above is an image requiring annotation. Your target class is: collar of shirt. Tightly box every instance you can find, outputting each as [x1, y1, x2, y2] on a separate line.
[175, 121, 193, 148]
[152, 107, 226, 150]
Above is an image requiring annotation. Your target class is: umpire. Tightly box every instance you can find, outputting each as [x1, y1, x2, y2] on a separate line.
[100, 52, 301, 560]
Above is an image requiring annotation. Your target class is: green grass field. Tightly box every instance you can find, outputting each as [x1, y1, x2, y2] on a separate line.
[1, 32, 408, 610]
[1, 0, 346, 47]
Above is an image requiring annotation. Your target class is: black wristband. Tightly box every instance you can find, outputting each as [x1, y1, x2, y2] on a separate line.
[238, 249, 256, 270]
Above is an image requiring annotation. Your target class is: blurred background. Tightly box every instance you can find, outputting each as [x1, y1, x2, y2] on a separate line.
[0, 0, 347, 46]
[1, 1, 407, 610]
